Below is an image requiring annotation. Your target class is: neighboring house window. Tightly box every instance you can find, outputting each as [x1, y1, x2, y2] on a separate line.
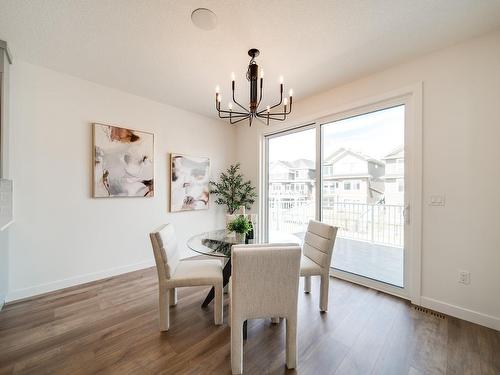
[344, 182, 351, 190]
[354, 181, 361, 190]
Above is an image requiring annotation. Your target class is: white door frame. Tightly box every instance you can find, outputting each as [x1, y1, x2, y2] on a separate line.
[260, 83, 423, 305]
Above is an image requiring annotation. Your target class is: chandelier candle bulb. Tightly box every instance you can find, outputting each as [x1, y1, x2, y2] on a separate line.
[228, 103, 233, 110]
[289, 89, 293, 97]
[215, 85, 220, 93]
[280, 75, 284, 84]
[231, 72, 235, 81]
[260, 69, 264, 78]
[284, 97, 288, 106]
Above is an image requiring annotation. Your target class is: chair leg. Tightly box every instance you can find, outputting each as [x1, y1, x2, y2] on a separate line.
[231, 318, 244, 374]
[214, 283, 223, 325]
[159, 287, 170, 331]
[320, 273, 330, 312]
[169, 288, 177, 306]
[304, 276, 311, 293]
[285, 316, 298, 369]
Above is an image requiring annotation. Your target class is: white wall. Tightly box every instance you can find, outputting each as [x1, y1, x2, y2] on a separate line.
[7, 61, 235, 301]
[0, 46, 12, 309]
[0, 230, 8, 307]
[235, 30, 500, 329]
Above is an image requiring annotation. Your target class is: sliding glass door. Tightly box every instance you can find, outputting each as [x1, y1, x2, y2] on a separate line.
[265, 101, 412, 294]
[321, 105, 405, 287]
[266, 126, 316, 243]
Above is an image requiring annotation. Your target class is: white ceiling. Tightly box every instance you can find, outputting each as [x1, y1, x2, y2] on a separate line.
[1, 0, 500, 119]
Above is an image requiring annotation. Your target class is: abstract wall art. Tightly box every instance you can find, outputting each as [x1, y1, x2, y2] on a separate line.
[93, 123, 154, 198]
[170, 153, 210, 212]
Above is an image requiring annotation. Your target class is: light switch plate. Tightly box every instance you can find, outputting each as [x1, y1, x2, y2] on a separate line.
[429, 195, 445, 206]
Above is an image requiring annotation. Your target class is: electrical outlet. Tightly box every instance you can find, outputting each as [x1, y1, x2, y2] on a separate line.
[458, 270, 471, 285]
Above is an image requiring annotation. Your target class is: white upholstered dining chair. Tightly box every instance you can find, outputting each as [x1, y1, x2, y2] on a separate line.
[300, 220, 338, 312]
[230, 244, 301, 374]
[149, 224, 223, 331]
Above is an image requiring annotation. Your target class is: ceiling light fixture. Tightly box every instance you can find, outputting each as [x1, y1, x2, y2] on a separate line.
[215, 49, 293, 126]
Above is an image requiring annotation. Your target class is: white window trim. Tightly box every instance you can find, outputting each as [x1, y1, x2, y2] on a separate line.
[260, 83, 422, 305]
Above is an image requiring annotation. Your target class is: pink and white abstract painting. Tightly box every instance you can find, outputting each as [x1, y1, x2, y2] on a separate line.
[170, 153, 210, 211]
[93, 123, 154, 198]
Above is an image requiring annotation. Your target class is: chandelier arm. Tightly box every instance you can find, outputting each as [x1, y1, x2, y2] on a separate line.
[216, 101, 248, 117]
[257, 114, 287, 121]
[217, 108, 250, 116]
[232, 85, 250, 113]
[258, 108, 288, 117]
[256, 112, 287, 120]
[218, 113, 251, 119]
[230, 114, 251, 125]
[256, 94, 283, 114]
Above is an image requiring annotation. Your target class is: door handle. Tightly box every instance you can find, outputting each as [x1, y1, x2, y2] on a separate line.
[403, 204, 410, 225]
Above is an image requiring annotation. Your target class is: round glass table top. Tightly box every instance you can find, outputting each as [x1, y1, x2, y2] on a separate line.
[187, 229, 248, 258]
[187, 229, 302, 258]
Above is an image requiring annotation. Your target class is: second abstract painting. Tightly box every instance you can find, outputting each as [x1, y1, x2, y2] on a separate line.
[170, 153, 210, 212]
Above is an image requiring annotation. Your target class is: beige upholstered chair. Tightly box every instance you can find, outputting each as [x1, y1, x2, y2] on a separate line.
[230, 244, 301, 374]
[300, 220, 338, 312]
[149, 224, 223, 331]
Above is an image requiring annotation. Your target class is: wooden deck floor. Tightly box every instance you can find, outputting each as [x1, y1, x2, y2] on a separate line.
[0, 267, 498, 374]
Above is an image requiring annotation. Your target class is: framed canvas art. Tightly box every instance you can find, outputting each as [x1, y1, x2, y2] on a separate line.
[93, 123, 154, 197]
[170, 153, 210, 212]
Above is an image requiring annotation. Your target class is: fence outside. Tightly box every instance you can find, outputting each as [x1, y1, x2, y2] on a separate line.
[268, 198, 404, 248]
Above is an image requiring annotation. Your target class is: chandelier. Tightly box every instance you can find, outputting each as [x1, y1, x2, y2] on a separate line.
[215, 48, 293, 126]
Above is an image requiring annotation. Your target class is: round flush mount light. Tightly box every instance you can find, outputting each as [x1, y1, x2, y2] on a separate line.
[191, 8, 217, 30]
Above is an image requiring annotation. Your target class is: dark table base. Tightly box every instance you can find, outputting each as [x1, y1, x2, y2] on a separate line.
[201, 258, 248, 339]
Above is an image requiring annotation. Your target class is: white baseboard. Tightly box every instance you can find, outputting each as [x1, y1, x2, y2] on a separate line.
[6, 260, 155, 303]
[421, 296, 500, 331]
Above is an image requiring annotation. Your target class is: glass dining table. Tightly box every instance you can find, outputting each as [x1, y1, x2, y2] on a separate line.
[186, 229, 257, 308]
[187, 229, 301, 305]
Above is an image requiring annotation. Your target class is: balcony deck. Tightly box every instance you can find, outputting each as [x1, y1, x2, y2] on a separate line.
[270, 231, 404, 288]
[332, 237, 403, 287]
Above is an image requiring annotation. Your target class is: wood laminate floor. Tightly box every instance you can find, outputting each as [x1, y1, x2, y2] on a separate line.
[0, 267, 499, 375]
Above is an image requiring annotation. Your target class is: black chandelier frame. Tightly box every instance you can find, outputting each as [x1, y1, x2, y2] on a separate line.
[215, 48, 293, 126]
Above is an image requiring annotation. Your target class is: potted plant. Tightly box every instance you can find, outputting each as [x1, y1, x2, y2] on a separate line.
[210, 163, 257, 214]
[227, 215, 252, 243]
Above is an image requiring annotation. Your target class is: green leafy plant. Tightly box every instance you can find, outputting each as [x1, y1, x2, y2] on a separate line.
[210, 163, 257, 214]
[227, 215, 252, 235]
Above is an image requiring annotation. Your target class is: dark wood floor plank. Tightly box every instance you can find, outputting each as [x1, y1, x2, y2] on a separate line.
[0, 267, 498, 375]
[446, 317, 481, 375]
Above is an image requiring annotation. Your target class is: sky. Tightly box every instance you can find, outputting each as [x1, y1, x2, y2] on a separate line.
[268, 105, 404, 163]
